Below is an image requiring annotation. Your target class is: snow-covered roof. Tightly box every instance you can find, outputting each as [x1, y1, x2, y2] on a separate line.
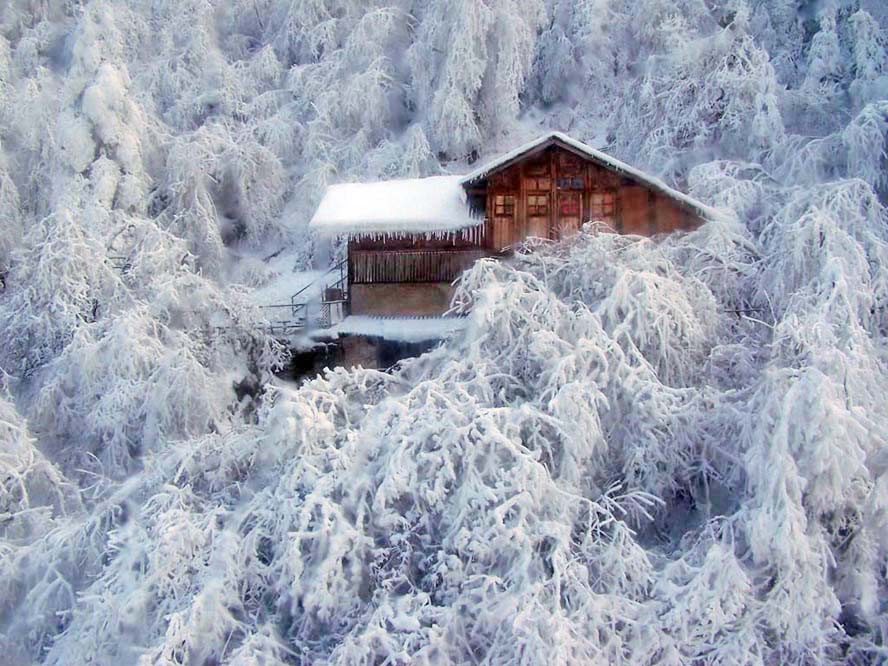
[461, 131, 726, 222]
[310, 175, 480, 236]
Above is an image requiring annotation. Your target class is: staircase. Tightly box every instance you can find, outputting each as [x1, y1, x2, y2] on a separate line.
[259, 259, 349, 337]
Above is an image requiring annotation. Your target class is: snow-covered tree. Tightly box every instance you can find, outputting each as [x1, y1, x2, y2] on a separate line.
[408, 0, 545, 158]
[613, 6, 785, 177]
[849, 9, 888, 110]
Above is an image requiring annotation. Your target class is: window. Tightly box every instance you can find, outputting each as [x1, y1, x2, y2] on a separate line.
[557, 177, 584, 190]
[493, 195, 515, 217]
[524, 177, 551, 190]
[527, 194, 549, 217]
[590, 191, 616, 221]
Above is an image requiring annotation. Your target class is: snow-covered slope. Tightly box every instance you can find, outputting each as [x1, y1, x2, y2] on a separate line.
[1, 2, 888, 665]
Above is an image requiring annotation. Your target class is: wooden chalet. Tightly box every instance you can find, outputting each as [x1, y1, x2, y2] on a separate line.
[310, 131, 720, 323]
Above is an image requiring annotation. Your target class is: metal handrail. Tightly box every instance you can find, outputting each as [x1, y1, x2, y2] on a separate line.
[290, 258, 349, 307]
[259, 301, 307, 321]
[252, 259, 350, 338]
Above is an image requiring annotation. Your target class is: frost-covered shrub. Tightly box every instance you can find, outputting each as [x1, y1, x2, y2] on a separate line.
[0, 381, 85, 664]
[776, 101, 888, 197]
[24, 257, 688, 662]
[55, 111, 96, 174]
[14, 211, 885, 664]
[841, 101, 888, 198]
[30, 309, 231, 476]
[848, 9, 888, 110]
[494, 231, 721, 387]
[0, 153, 21, 275]
[533, 0, 621, 111]
[687, 160, 778, 231]
[408, 0, 545, 157]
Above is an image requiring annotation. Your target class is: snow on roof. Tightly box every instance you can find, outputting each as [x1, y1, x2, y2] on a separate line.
[461, 131, 728, 222]
[327, 316, 467, 343]
[310, 175, 480, 236]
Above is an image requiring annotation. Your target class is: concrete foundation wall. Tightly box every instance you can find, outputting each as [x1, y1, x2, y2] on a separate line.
[351, 282, 454, 317]
[339, 336, 438, 370]
[340, 336, 380, 369]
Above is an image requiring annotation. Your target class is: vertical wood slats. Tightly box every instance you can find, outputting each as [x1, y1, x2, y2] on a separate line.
[351, 249, 490, 284]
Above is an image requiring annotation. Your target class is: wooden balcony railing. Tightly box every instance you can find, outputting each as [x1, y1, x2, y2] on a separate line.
[350, 248, 490, 284]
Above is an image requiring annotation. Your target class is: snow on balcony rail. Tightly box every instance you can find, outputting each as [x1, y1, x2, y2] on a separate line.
[327, 315, 468, 343]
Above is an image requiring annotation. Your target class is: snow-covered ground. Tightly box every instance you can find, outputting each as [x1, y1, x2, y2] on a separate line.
[229, 249, 329, 329]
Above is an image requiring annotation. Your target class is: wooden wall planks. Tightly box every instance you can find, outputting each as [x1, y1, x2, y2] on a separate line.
[350, 248, 489, 284]
[483, 145, 701, 248]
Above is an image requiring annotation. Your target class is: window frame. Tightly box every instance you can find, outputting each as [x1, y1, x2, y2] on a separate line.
[527, 193, 550, 217]
[493, 194, 516, 217]
[589, 190, 617, 222]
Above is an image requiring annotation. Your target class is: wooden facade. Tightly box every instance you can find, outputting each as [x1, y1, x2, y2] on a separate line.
[346, 227, 490, 316]
[342, 135, 708, 317]
[471, 143, 701, 248]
